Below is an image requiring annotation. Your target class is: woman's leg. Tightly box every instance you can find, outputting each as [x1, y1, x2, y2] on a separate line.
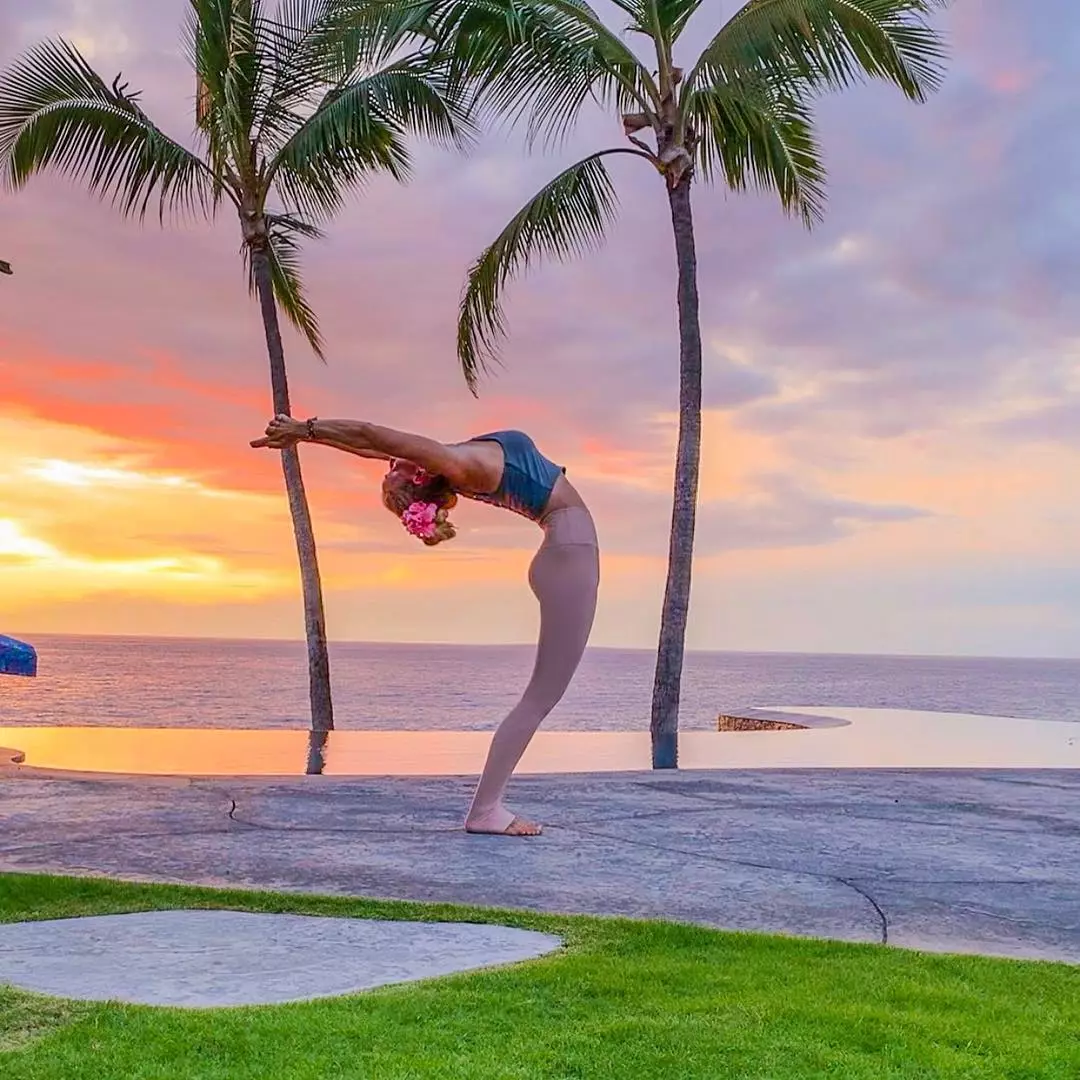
[465, 539, 599, 834]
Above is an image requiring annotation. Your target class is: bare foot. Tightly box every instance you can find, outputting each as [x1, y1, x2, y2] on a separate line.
[465, 815, 543, 837]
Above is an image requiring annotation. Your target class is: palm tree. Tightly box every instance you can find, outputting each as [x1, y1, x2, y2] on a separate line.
[432, 0, 947, 767]
[0, 0, 469, 730]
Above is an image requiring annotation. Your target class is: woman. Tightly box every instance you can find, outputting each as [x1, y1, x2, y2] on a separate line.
[252, 414, 600, 837]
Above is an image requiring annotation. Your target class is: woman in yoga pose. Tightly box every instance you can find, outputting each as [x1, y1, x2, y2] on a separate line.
[252, 415, 600, 836]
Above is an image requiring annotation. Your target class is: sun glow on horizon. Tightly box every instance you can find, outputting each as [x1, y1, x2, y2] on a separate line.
[21, 458, 195, 490]
[0, 516, 281, 591]
[0, 413, 298, 616]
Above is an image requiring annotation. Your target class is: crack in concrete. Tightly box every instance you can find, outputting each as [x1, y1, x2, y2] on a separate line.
[221, 792, 890, 943]
[6, 775, 1075, 961]
[555, 822, 890, 945]
[225, 794, 460, 834]
[218, 797, 1072, 947]
[852, 877, 1072, 886]
[835, 878, 889, 944]
[632, 784, 1080, 837]
[228, 814, 462, 836]
[947, 906, 1079, 931]
[983, 776, 1080, 791]
[225, 796, 754, 833]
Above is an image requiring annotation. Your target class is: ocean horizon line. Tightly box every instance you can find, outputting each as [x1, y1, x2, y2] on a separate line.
[7, 631, 1079, 665]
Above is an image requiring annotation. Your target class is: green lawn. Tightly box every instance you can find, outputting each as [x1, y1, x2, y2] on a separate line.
[0, 873, 1077, 1079]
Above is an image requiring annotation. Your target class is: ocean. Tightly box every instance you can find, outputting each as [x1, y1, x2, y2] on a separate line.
[2, 636, 1079, 730]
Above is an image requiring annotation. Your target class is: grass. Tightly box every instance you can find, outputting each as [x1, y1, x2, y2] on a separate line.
[0, 873, 1077, 1079]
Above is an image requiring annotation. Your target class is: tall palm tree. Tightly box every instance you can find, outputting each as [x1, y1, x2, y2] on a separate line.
[0, 0, 469, 730]
[432, 0, 947, 767]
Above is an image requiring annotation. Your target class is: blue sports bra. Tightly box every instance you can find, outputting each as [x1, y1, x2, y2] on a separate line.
[465, 430, 565, 521]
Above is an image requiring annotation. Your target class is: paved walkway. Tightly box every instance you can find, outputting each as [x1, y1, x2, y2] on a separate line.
[0, 910, 561, 1007]
[2, 765, 1077, 964]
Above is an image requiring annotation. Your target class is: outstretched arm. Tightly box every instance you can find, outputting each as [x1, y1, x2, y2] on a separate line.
[251, 415, 490, 489]
[315, 437, 392, 462]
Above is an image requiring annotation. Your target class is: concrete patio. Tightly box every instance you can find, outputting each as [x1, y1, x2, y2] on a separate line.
[2, 762, 1077, 964]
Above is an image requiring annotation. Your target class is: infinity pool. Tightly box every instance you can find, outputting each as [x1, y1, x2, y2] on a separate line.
[2, 707, 1076, 777]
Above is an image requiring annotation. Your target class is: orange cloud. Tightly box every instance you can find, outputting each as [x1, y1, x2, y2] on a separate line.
[0, 337, 286, 491]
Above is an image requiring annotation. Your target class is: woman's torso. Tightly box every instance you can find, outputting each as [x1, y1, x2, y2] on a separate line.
[462, 430, 586, 522]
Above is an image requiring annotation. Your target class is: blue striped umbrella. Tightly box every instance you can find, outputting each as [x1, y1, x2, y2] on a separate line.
[0, 635, 37, 677]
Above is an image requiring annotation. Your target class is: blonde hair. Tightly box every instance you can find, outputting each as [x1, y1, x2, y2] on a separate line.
[381, 462, 458, 546]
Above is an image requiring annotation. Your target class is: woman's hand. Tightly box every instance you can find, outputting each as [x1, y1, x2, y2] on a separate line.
[250, 414, 306, 449]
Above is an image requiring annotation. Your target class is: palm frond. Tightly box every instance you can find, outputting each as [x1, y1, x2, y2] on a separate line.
[268, 56, 469, 217]
[0, 38, 217, 220]
[686, 72, 825, 225]
[684, 0, 948, 102]
[606, 0, 648, 21]
[255, 0, 434, 149]
[245, 211, 327, 357]
[254, 2, 460, 161]
[431, 0, 657, 149]
[185, 0, 270, 179]
[256, 0, 339, 146]
[319, 0, 442, 75]
[458, 147, 648, 392]
[653, 0, 704, 41]
[612, 0, 700, 42]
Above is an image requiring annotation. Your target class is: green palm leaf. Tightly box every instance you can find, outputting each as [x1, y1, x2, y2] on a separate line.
[318, 0, 442, 75]
[688, 73, 825, 225]
[620, 0, 704, 46]
[269, 57, 469, 217]
[684, 0, 948, 102]
[652, 0, 705, 39]
[458, 147, 649, 391]
[0, 39, 216, 220]
[432, 0, 657, 147]
[245, 211, 327, 357]
[257, 0, 342, 147]
[604, 0, 649, 21]
[184, 0, 273, 186]
[256, 1, 426, 147]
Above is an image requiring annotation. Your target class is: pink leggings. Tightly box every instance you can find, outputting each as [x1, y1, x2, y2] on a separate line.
[466, 507, 600, 832]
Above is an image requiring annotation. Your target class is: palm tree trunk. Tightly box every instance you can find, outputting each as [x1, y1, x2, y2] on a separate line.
[250, 246, 334, 732]
[650, 176, 703, 769]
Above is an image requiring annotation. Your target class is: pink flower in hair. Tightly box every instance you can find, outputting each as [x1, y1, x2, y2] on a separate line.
[402, 501, 438, 539]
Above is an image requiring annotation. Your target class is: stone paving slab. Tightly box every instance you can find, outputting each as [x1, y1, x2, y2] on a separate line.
[1, 769, 1077, 964]
[0, 910, 562, 1007]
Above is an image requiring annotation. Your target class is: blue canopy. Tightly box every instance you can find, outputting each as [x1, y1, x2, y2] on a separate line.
[0, 635, 37, 677]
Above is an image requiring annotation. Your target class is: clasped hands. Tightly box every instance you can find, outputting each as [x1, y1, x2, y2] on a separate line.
[250, 414, 307, 449]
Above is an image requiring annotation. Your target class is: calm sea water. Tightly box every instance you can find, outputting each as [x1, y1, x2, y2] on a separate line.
[2, 635, 1079, 731]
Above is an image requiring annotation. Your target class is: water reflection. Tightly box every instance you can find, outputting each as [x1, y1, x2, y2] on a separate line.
[306, 729, 328, 775]
[0, 708, 1077, 776]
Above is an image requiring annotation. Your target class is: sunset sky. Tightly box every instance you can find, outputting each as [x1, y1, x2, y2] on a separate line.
[1, 0, 1078, 657]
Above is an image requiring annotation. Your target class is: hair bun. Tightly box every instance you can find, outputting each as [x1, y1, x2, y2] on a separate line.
[382, 467, 458, 546]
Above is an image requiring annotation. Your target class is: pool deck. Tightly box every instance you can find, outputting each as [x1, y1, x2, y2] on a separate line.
[1, 707, 1078, 965]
